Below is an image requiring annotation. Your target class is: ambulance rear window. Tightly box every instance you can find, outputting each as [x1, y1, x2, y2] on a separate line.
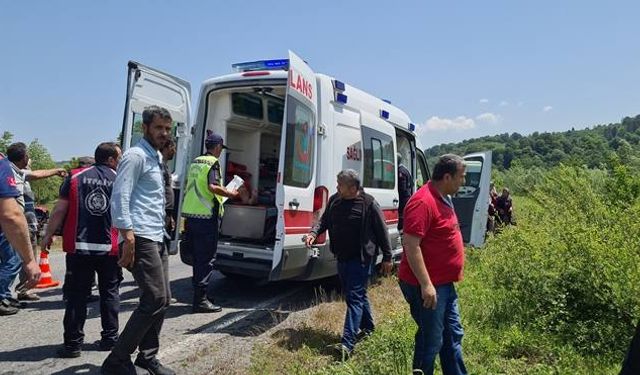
[232, 93, 263, 120]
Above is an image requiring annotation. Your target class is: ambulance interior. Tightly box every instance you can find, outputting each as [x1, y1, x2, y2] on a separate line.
[204, 86, 287, 246]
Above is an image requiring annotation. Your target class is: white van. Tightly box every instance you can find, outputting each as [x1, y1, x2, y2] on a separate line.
[119, 51, 491, 282]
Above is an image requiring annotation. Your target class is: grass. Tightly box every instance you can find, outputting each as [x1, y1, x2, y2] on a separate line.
[249, 262, 623, 375]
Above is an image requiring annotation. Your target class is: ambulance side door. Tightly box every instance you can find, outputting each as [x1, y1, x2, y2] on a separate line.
[120, 61, 192, 252]
[271, 51, 318, 280]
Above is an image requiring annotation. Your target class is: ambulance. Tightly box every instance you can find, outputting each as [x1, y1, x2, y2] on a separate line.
[119, 51, 491, 282]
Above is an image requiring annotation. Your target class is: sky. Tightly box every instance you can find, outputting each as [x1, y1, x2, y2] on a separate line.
[1, 1, 639, 161]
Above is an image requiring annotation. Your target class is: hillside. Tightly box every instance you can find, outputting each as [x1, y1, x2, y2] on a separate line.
[425, 114, 640, 171]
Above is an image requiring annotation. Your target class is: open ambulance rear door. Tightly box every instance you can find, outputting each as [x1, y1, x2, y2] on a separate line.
[452, 151, 492, 247]
[270, 51, 319, 281]
[120, 61, 192, 252]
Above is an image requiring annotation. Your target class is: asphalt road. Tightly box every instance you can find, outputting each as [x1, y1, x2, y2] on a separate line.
[0, 251, 320, 375]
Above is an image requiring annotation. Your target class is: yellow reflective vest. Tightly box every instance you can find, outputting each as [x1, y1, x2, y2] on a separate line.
[181, 155, 224, 219]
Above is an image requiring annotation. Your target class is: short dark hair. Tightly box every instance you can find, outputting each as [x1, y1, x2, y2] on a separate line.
[161, 138, 176, 151]
[142, 105, 172, 126]
[77, 156, 95, 167]
[432, 154, 465, 181]
[6, 142, 27, 163]
[94, 142, 120, 165]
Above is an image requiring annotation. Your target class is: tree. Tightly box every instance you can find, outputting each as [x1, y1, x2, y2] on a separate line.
[0, 131, 13, 154]
[28, 139, 62, 204]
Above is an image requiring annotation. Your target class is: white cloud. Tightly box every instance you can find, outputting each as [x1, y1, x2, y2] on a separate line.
[543, 105, 553, 112]
[479, 98, 489, 104]
[424, 116, 476, 131]
[475, 112, 500, 124]
[499, 100, 509, 107]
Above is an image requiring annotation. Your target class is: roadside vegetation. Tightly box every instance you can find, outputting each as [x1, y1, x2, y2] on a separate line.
[0, 131, 63, 204]
[250, 162, 639, 374]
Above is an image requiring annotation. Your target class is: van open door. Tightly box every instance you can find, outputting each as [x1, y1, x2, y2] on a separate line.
[121, 61, 192, 252]
[270, 51, 318, 281]
[452, 151, 492, 247]
[415, 148, 430, 189]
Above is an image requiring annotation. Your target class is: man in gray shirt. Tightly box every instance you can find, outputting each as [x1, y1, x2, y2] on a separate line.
[1, 143, 65, 307]
[102, 106, 175, 375]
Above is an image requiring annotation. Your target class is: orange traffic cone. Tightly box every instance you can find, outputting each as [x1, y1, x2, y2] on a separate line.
[35, 251, 60, 289]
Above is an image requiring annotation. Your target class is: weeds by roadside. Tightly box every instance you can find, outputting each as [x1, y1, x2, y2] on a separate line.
[250, 165, 633, 375]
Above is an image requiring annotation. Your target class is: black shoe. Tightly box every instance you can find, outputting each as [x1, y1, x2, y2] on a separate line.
[134, 357, 176, 375]
[356, 328, 374, 342]
[192, 299, 222, 313]
[0, 300, 18, 316]
[57, 345, 81, 358]
[327, 343, 351, 362]
[102, 355, 137, 375]
[192, 288, 222, 313]
[4, 297, 27, 309]
[17, 292, 40, 301]
[96, 339, 117, 351]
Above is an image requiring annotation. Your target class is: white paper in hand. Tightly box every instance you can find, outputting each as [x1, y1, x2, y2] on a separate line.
[221, 175, 244, 203]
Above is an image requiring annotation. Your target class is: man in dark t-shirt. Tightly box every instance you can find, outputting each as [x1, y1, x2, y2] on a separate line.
[306, 169, 392, 357]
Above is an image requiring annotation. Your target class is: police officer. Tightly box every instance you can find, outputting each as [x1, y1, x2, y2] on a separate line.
[181, 133, 238, 313]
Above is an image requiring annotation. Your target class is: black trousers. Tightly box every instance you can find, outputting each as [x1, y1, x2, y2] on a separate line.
[110, 237, 170, 362]
[186, 216, 219, 290]
[620, 321, 640, 375]
[63, 253, 122, 349]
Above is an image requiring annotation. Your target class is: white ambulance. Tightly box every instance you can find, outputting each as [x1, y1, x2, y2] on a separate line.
[119, 51, 491, 282]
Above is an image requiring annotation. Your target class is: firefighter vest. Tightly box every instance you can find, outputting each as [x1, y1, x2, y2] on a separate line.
[181, 155, 224, 219]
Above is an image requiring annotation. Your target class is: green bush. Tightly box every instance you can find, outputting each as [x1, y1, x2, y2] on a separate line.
[475, 165, 640, 358]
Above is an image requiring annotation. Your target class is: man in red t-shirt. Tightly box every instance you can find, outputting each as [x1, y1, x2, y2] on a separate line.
[398, 154, 468, 375]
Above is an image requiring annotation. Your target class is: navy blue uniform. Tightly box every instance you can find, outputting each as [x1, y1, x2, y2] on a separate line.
[59, 165, 122, 351]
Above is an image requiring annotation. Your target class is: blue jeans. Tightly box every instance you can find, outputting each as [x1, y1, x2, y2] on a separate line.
[0, 234, 22, 300]
[399, 281, 467, 375]
[337, 259, 374, 351]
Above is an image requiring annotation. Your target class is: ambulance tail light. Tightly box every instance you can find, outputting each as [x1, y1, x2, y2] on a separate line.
[312, 186, 329, 244]
[242, 71, 271, 77]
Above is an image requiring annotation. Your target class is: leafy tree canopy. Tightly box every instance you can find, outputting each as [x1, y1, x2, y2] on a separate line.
[425, 114, 640, 172]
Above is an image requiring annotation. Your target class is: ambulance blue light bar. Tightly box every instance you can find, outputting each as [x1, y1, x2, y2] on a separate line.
[409, 123, 416, 132]
[380, 110, 390, 119]
[333, 80, 345, 91]
[336, 93, 348, 104]
[232, 59, 289, 72]
[382, 99, 392, 104]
